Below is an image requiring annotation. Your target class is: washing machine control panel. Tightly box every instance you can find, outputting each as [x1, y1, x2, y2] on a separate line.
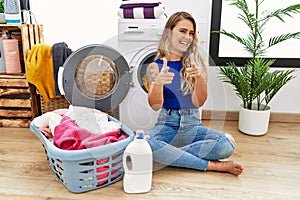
[118, 19, 166, 42]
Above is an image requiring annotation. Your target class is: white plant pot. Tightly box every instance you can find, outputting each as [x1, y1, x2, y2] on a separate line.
[238, 104, 271, 136]
[0, 13, 6, 24]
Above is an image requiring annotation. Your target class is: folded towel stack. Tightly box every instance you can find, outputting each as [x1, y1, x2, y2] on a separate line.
[118, 0, 166, 19]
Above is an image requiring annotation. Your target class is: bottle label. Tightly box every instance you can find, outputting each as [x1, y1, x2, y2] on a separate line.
[123, 153, 152, 173]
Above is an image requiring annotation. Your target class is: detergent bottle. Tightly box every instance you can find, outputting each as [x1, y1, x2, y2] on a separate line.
[123, 129, 153, 193]
[0, 37, 6, 73]
[2, 31, 21, 74]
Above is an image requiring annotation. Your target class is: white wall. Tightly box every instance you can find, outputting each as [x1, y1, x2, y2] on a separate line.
[30, 0, 300, 114]
[29, 0, 210, 50]
[29, 0, 120, 49]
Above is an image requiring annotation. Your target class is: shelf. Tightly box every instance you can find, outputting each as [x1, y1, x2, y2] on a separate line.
[0, 24, 44, 127]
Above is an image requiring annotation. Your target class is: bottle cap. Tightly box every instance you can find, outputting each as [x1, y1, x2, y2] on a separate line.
[136, 130, 144, 139]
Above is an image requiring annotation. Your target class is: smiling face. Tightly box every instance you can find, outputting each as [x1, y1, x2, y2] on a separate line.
[156, 12, 198, 61]
[169, 19, 195, 57]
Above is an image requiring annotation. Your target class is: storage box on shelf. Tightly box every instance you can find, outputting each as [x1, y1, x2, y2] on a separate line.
[0, 24, 44, 73]
[0, 74, 31, 127]
[0, 24, 44, 127]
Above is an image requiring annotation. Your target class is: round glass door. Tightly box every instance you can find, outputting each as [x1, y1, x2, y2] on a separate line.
[75, 55, 118, 99]
[62, 44, 130, 112]
[137, 52, 157, 93]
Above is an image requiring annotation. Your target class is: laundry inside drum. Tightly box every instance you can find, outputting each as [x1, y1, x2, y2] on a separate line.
[75, 55, 119, 99]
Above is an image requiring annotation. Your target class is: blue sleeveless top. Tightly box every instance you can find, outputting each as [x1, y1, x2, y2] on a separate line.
[155, 59, 197, 109]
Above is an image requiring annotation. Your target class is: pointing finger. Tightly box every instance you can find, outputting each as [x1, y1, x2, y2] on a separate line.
[190, 53, 195, 63]
[190, 53, 196, 67]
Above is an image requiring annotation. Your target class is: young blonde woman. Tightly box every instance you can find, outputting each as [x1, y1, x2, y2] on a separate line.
[145, 11, 244, 176]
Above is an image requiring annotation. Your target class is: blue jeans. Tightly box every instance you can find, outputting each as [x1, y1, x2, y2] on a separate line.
[146, 108, 236, 171]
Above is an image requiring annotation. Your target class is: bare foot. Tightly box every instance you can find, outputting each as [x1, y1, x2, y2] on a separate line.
[207, 160, 244, 176]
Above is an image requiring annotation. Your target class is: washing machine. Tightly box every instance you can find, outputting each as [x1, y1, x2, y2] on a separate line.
[58, 18, 207, 131]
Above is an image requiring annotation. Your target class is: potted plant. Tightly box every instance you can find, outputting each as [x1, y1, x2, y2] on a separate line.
[213, 0, 300, 136]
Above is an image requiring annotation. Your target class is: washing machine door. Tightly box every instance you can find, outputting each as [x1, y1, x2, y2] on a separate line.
[62, 44, 131, 112]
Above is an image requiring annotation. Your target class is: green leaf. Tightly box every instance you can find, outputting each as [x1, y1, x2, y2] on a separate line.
[263, 69, 296, 104]
[263, 4, 300, 23]
[268, 32, 300, 48]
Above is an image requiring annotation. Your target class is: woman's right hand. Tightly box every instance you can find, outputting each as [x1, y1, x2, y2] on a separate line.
[154, 58, 175, 85]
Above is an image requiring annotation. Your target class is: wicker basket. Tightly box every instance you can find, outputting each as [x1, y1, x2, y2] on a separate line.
[40, 96, 70, 113]
[30, 116, 134, 193]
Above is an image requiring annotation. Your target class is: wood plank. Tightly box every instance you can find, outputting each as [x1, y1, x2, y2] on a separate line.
[202, 110, 238, 121]
[0, 88, 30, 96]
[0, 119, 30, 127]
[0, 194, 51, 200]
[0, 74, 26, 79]
[270, 112, 300, 123]
[0, 78, 28, 87]
[0, 109, 32, 117]
[28, 24, 35, 50]
[29, 83, 41, 118]
[33, 24, 40, 44]
[38, 25, 44, 43]
[0, 99, 31, 108]
[20, 24, 30, 62]
[202, 110, 300, 123]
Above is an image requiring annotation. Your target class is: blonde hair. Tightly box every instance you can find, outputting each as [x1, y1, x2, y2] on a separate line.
[155, 11, 208, 94]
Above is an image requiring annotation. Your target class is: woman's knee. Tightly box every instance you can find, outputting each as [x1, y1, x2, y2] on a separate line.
[225, 133, 236, 147]
[212, 134, 236, 159]
[220, 134, 236, 158]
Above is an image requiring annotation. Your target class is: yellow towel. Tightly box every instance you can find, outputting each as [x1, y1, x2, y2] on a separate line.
[26, 44, 57, 102]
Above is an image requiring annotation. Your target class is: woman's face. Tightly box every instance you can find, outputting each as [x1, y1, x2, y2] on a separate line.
[169, 19, 194, 56]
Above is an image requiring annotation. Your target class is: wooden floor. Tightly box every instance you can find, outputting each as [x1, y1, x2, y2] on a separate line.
[0, 120, 300, 200]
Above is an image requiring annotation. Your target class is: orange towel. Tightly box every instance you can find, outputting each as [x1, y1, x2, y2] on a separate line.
[26, 44, 57, 102]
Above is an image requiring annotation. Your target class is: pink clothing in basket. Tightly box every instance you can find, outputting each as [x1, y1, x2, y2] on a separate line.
[54, 116, 125, 150]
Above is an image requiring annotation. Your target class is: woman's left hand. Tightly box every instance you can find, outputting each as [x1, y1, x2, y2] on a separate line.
[186, 53, 202, 79]
[186, 63, 202, 78]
